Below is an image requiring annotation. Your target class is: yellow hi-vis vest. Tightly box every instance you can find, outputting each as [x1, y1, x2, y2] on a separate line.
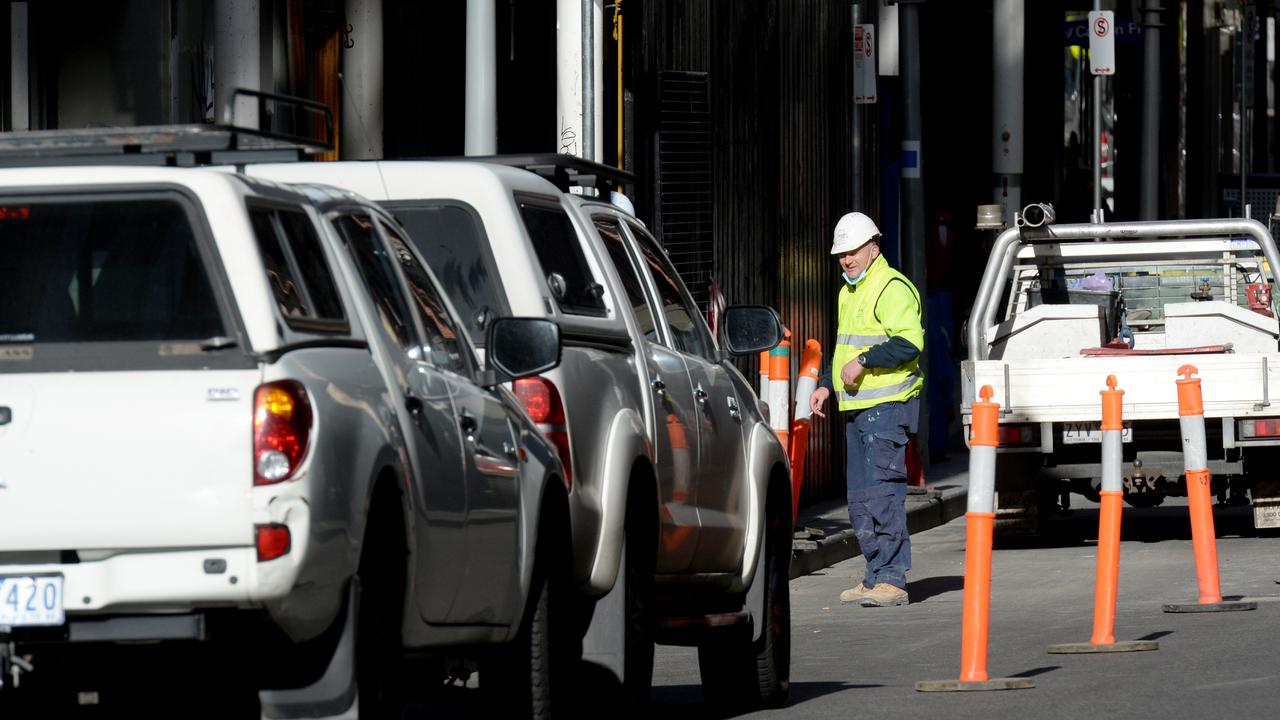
[831, 254, 925, 412]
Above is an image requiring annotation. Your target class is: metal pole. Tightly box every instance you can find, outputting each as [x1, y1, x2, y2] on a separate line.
[582, 0, 595, 161]
[849, 1, 860, 210]
[1240, 19, 1249, 216]
[9, 2, 29, 131]
[556, 0, 583, 156]
[214, 0, 261, 127]
[1092, 0, 1103, 217]
[341, 0, 384, 159]
[899, 0, 928, 463]
[465, 0, 497, 155]
[993, 0, 1024, 228]
[1139, 3, 1162, 219]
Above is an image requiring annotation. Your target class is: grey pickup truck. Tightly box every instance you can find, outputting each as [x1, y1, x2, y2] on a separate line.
[247, 155, 795, 711]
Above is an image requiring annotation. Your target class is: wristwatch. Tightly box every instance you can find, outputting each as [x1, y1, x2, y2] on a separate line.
[857, 353, 869, 366]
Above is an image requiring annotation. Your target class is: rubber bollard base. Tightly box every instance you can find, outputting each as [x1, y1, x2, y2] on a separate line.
[1046, 640, 1159, 654]
[1162, 600, 1257, 613]
[915, 678, 1035, 692]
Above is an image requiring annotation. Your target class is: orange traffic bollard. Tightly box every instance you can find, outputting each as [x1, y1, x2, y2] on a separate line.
[1163, 366, 1257, 613]
[758, 350, 770, 399]
[1048, 376, 1159, 654]
[787, 340, 822, 521]
[768, 340, 791, 447]
[917, 386, 1034, 692]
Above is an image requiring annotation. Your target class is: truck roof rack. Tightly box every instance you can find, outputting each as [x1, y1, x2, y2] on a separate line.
[451, 153, 635, 195]
[0, 89, 332, 168]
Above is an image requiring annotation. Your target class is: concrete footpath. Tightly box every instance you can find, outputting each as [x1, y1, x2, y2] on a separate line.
[789, 453, 970, 579]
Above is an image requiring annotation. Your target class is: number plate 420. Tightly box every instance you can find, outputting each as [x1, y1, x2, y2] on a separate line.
[0, 575, 65, 626]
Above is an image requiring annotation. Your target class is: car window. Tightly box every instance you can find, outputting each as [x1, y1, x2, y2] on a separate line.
[593, 215, 658, 341]
[249, 205, 346, 327]
[384, 201, 509, 348]
[380, 219, 472, 377]
[517, 197, 608, 317]
[334, 213, 417, 351]
[627, 222, 715, 358]
[0, 196, 224, 346]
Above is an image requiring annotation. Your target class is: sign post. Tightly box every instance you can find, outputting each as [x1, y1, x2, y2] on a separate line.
[1089, 10, 1114, 218]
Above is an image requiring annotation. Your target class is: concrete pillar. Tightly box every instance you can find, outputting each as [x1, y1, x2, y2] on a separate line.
[214, 0, 261, 127]
[342, 0, 384, 159]
[10, 2, 30, 131]
[465, 0, 496, 155]
[992, 0, 1023, 227]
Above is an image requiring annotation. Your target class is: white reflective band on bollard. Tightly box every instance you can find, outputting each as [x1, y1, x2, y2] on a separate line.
[1101, 430, 1124, 493]
[1180, 415, 1208, 472]
[968, 445, 997, 514]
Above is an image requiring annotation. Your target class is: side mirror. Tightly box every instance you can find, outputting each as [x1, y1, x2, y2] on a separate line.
[485, 317, 562, 384]
[721, 305, 783, 356]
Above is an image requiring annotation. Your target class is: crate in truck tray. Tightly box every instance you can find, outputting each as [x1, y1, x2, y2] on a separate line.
[1026, 288, 1119, 337]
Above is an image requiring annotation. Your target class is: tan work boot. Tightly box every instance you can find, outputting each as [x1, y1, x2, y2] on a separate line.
[859, 583, 909, 607]
[839, 583, 871, 604]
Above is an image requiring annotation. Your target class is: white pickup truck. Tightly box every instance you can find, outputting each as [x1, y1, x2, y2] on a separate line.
[962, 216, 1280, 534]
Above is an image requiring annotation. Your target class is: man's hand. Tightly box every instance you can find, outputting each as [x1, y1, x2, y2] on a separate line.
[840, 358, 866, 388]
[809, 386, 831, 418]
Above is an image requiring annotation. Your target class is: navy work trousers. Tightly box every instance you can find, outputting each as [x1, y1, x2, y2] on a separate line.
[845, 396, 919, 590]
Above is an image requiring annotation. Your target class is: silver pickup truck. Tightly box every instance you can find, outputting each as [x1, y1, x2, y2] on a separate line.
[248, 156, 795, 711]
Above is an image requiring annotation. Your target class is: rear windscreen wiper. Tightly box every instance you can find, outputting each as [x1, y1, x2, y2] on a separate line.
[198, 336, 239, 352]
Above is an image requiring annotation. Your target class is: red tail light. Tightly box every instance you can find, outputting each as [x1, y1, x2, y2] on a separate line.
[256, 524, 291, 561]
[253, 381, 313, 486]
[1240, 418, 1280, 438]
[514, 377, 572, 489]
[997, 424, 1038, 447]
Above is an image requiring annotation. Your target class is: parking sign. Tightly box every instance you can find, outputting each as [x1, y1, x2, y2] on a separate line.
[1089, 11, 1115, 75]
[854, 24, 876, 104]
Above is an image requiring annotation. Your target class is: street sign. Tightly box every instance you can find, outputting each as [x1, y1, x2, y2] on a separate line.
[1089, 11, 1115, 75]
[854, 24, 877, 104]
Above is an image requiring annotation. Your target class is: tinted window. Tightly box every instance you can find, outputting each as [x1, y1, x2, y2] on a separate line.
[593, 215, 658, 341]
[629, 223, 714, 358]
[387, 202, 508, 347]
[250, 206, 346, 325]
[380, 220, 471, 376]
[0, 197, 223, 345]
[518, 198, 607, 317]
[335, 213, 416, 351]
[277, 210, 345, 320]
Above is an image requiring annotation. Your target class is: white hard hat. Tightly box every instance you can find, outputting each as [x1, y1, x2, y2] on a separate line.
[830, 212, 881, 255]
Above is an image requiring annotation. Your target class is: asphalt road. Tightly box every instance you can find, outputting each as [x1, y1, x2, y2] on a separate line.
[651, 498, 1280, 719]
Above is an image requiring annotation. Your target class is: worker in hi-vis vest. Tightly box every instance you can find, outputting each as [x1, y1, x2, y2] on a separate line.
[809, 211, 924, 608]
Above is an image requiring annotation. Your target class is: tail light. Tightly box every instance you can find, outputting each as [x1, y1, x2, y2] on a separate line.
[1239, 418, 1280, 439]
[514, 377, 572, 489]
[256, 524, 291, 561]
[254, 381, 313, 485]
[997, 423, 1038, 447]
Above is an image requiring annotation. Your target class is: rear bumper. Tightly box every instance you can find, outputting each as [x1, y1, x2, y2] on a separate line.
[0, 545, 281, 614]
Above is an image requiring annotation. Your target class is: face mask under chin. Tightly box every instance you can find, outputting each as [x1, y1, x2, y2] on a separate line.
[842, 269, 868, 286]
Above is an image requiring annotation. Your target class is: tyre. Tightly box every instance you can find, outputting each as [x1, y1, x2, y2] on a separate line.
[355, 507, 407, 718]
[485, 519, 576, 719]
[697, 502, 791, 710]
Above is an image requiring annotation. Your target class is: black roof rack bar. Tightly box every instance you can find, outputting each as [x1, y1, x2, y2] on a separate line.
[448, 153, 635, 195]
[0, 89, 332, 168]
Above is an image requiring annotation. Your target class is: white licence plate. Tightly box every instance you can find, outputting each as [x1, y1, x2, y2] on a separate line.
[1062, 422, 1133, 445]
[0, 575, 65, 627]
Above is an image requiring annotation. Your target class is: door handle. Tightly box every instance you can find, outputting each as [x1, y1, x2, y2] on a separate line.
[459, 412, 478, 441]
[694, 386, 709, 403]
[650, 378, 666, 393]
[404, 393, 423, 415]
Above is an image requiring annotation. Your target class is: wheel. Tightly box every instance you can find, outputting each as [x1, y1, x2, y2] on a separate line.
[697, 503, 791, 710]
[622, 506, 657, 709]
[485, 524, 576, 720]
[355, 507, 407, 718]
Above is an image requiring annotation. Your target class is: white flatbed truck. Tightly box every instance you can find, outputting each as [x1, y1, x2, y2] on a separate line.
[962, 216, 1280, 533]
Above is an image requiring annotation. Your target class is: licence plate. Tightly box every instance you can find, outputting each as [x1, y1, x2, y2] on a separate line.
[1062, 422, 1133, 445]
[0, 575, 65, 626]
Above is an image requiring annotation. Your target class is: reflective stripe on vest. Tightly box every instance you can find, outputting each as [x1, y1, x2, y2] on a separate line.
[831, 255, 924, 411]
